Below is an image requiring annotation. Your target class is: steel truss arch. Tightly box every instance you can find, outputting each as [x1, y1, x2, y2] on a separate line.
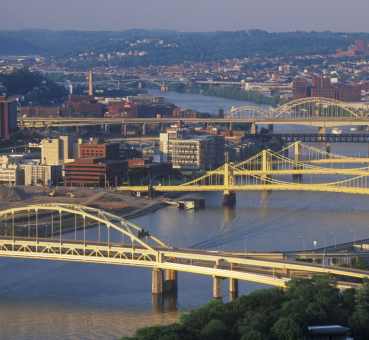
[0, 203, 168, 252]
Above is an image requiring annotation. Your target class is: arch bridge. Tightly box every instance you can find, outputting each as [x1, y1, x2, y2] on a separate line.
[1, 203, 368, 299]
[229, 97, 369, 133]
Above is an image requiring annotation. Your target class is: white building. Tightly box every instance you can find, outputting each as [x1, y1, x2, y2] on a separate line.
[41, 136, 76, 165]
[22, 162, 62, 186]
[0, 162, 21, 185]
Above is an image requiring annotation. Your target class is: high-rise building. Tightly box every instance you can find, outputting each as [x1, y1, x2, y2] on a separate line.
[41, 136, 76, 165]
[0, 96, 18, 141]
[171, 135, 225, 171]
[159, 127, 185, 162]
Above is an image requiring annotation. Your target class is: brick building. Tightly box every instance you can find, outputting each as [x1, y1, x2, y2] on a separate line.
[78, 141, 120, 160]
[64, 158, 125, 187]
[292, 75, 361, 102]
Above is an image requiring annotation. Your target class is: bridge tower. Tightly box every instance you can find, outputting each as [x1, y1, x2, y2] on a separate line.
[261, 149, 271, 183]
[223, 163, 236, 207]
[293, 142, 303, 182]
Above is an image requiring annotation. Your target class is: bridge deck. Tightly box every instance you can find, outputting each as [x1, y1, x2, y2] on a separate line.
[0, 237, 368, 288]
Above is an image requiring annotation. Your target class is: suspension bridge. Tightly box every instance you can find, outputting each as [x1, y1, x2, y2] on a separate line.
[0, 203, 369, 300]
[118, 142, 369, 205]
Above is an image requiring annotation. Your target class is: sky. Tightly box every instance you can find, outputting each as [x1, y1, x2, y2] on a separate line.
[2, 0, 369, 32]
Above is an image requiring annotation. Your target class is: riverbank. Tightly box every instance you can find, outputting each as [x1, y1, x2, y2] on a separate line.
[0, 186, 173, 236]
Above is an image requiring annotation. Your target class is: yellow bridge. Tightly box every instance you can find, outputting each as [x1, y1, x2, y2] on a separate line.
[19, 97, 369, 131]
[118, 142, 369, 204]
[0, 203, 368, 299]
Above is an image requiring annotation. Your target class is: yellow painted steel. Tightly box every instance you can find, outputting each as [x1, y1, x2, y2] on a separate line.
[1, 203, 369, 289]
[118, 146, 369, 195]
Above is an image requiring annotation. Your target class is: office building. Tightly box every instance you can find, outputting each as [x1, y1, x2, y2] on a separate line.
[0, 163, 21, 185]
[0, 96, 18, 141]
[23, 163, 62, 186]
[64, 158, 125, 187]
[159, 127, 186, 162]
[41, 136, 76, 165]
[292, 75, 361, 102]
[171, 135, 225, 170]
[79, 141, 120, 160]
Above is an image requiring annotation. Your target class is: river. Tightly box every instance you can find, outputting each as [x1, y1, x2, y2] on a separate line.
[1, 91, 369, 340]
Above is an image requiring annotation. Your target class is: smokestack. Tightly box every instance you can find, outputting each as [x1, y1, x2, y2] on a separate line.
[88, 70, 94, 97]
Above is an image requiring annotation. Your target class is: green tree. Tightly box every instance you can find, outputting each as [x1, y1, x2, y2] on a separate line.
[271, 317, 302, 340]
[240, 330, 264, 340]
[350, 282, 369, 339]
[200, 319, 228, 340]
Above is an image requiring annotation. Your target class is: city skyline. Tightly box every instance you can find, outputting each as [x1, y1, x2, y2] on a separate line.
[2, 0, 369, 32]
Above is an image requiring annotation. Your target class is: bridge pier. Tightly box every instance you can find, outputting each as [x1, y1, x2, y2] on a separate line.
[223, 192, 236, 207]
[213, 276, 223, 299]
[142, 123, 147, 136]
[229, 278, 239, 301]
[152, 268, 164, 295]
[164, 269, 178, 295]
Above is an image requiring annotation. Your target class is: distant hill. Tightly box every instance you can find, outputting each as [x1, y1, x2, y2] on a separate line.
[0, 30, 367, 65]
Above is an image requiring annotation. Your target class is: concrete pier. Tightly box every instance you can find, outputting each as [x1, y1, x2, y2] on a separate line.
[229, 278, 239, 301]
[152, 268, 164, 295]
[223, 192, 236, 207]
[164, 269, 178, 294]
[213, 276, 222, 299]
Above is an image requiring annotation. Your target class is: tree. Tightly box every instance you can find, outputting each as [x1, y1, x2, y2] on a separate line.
[240, 330, 264, 340]
[350, 282, 369, 339]
[271, 317, 303, 340]
[200, 319, 228, 340]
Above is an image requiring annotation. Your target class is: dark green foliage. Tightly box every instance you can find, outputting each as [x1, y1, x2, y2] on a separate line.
[271, 317, 302, 340]
[123, 277, 369, 340]
[0, 69, 67, 105]
[350, 282, 369, 339]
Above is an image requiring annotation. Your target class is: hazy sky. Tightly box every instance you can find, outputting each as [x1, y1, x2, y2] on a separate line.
[2, 0, 369, 32]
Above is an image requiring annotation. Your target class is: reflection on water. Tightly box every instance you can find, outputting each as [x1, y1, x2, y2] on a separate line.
[0, 300, 178, 340]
